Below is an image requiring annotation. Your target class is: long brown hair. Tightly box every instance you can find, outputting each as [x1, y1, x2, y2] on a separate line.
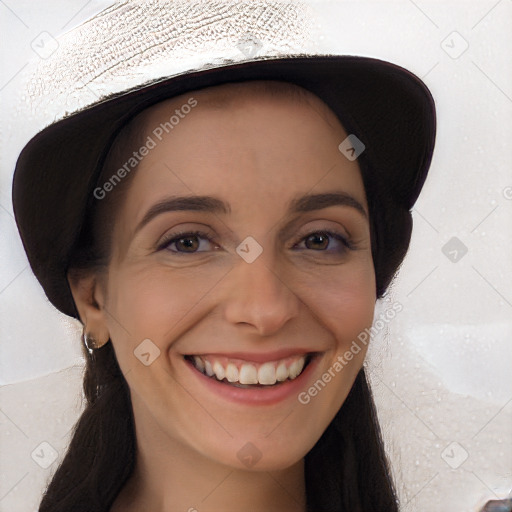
[38, 81, 411, 511]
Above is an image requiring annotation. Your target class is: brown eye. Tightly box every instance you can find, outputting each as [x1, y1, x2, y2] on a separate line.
[304, 233, 329, 250]
[175, 235, 200, 252]
[158, 230, 218, 253]
[294, 230, 353, 254]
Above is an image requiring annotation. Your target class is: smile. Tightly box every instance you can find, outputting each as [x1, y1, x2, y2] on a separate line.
[184, 353, 313, 388]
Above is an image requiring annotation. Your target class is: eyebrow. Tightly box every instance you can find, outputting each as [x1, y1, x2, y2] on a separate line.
[134, 192, 367, 234]
[290, 192, 367, 219]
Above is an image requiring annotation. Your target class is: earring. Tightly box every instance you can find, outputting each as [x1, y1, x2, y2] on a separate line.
[82, 330, 107, 353]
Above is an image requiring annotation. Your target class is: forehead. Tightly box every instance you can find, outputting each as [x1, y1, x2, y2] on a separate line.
[112, 81, 367, 238]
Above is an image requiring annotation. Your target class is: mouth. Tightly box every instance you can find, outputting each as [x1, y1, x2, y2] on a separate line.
[183, 352, 315, 389]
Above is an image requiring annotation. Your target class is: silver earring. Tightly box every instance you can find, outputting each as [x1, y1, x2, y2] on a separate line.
[82, 331, 99, 353]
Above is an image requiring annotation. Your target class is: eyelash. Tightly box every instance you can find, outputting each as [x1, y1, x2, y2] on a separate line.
[157, 229, 355, 255]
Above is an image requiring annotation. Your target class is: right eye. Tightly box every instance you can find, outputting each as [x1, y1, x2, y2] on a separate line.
[157, 230, 220, 254]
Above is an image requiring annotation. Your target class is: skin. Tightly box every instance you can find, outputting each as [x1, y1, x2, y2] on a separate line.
[69, 81, 376, 512]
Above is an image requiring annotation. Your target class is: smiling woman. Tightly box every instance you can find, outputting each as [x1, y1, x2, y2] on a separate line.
[70, 84, 377, 509]
[11, 2, 436, 512]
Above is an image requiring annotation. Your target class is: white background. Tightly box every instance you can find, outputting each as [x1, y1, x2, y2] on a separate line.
[0, 1, 511, 511]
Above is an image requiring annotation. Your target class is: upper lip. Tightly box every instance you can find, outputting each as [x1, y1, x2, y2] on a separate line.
[183, 348, 318, 364]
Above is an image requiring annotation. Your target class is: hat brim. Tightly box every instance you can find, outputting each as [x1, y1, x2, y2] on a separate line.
[12, 55, 436, 318]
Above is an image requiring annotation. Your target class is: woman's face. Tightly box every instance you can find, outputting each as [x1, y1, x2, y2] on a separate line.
[78, 82, 376, 471]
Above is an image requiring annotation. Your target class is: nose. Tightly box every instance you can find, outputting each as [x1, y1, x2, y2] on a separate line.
[222, 255, 300, 337]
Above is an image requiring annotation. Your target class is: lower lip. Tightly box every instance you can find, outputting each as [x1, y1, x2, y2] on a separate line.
[183, 355, 321, 406]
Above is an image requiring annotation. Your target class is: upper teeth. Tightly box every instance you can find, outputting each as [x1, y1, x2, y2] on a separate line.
[190, 354, 307, 385]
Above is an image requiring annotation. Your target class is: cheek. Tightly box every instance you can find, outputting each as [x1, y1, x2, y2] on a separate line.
[297, 258, 376, 345]
[290, 261, 376, 438]
[103, 263, 225, 346]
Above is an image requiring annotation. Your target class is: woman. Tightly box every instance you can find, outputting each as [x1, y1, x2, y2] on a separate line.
[12, 2, 436, 511]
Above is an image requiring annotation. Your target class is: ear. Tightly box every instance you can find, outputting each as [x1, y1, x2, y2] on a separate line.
[67, 270, 110, 343]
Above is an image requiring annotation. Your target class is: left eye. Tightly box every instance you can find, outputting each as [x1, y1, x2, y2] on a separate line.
[293, 231, 352, 253]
